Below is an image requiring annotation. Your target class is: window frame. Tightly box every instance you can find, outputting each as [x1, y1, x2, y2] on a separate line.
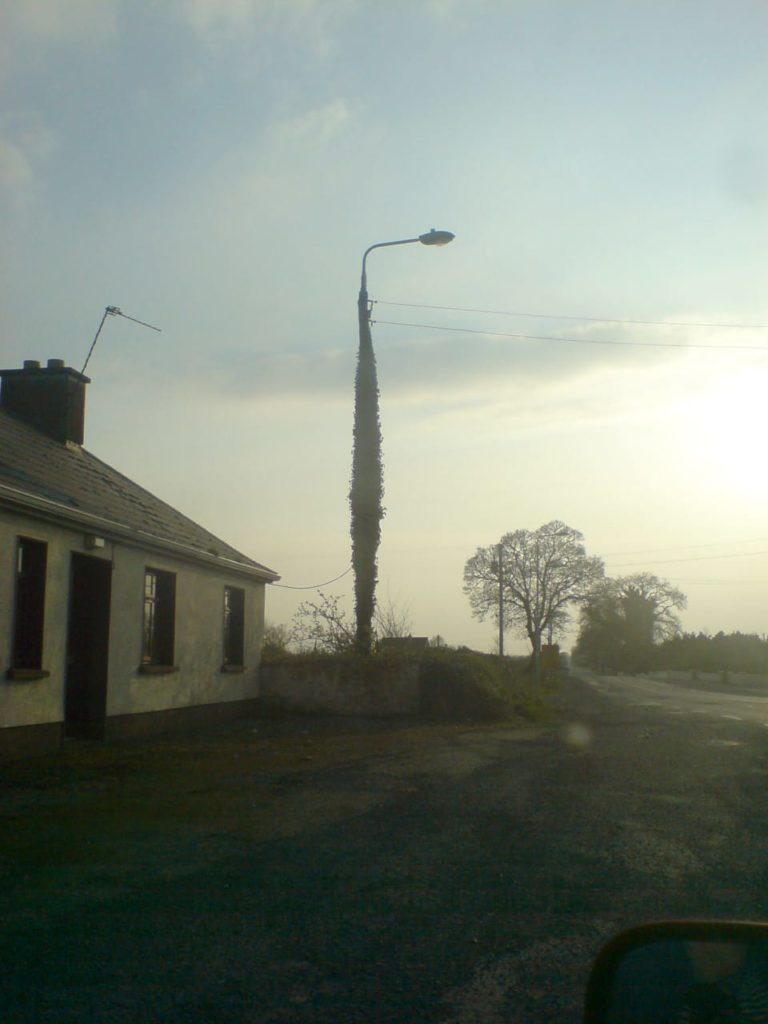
[141, 567, 177, 673]
[222, 585, 246, 671]
[9, 537, 49, 679]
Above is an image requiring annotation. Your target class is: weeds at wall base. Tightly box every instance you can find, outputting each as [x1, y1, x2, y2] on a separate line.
[260, 648, 558, 723]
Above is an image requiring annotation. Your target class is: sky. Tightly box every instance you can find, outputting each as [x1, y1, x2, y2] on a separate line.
[2, 0, 768, 654]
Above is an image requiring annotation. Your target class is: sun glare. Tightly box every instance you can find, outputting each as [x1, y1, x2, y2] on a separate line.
[677, 365, 768, 500]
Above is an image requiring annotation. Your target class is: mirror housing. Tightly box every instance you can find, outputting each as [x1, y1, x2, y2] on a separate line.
[585, 921, 768, 1023]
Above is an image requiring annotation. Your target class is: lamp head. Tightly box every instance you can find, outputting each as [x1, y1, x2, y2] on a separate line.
[419, 228, 455, 247]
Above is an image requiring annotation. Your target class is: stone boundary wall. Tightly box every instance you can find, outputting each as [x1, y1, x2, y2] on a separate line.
[259, 658, 421, 717]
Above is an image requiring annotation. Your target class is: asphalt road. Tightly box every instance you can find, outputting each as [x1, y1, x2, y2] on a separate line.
[3, 672, 768, 1023]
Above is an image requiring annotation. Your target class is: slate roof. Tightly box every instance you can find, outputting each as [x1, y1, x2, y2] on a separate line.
[0, 407, 279, 581]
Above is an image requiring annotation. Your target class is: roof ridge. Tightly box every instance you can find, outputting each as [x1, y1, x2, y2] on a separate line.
[0, 408, 278, 580]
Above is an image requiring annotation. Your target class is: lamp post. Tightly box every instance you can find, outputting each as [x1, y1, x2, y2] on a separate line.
[350, 229, 455, 654]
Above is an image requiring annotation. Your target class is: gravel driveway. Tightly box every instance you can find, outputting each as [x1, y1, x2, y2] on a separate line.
[3, 675, 768, 1023]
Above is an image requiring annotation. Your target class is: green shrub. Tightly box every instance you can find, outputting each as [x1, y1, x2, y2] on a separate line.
[418, 649, 549, 722]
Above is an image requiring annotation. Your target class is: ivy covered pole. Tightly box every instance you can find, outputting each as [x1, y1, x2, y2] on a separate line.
[350, 229, 455, 654]
[497, 542, 504, 657]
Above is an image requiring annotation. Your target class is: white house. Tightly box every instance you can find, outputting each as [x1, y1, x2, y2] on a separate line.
[0, 358, 279, 758]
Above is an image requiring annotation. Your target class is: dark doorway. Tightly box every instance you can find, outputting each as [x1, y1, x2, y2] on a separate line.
[65, 553, 112, 739]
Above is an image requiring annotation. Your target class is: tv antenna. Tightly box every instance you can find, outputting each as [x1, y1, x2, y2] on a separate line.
[80, 305, 162, 375]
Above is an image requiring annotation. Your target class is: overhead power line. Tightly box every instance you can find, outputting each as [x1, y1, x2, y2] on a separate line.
[607, 550, 768, 569]
[375, 300, 768, 331]
[672, 579, 768, 585]
[272, 565, 353, 591]
[371, 319, 768, 353]
[602, 538, 768, 557]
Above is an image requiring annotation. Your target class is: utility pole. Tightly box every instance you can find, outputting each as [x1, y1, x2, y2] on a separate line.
[497, 542, 504, 657]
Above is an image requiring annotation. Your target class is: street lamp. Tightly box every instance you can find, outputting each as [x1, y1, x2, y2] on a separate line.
[350, 228, 455, 654]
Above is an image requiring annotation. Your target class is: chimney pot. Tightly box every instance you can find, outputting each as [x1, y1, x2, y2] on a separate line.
[0, 358, 88, 444]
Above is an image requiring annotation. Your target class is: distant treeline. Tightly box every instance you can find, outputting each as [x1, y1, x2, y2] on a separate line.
[576, 630, 768, 676]
[656, 632, 768, 675]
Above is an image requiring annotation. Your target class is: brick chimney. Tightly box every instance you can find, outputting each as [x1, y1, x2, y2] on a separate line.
[0, 359, 90, 445]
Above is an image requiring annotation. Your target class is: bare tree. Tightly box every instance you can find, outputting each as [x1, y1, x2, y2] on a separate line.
[463, 521, 604, 661]
[374, 596, 413, 640]
[619, 573, 686, 642]
[289, 592, 356, 654]
[289, 592, 414, 653]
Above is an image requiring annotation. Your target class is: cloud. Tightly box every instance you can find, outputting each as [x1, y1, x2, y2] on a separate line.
[170, 0, 355, 53]
[183, 317, 685, 409]
[0, 115, 56, 208]
[197, 346, 353, 402]
[0, 0, 118, 80]
[372, 315, 689, 400]
[0, 139, 33, 192]
[165, 95, 356, 234]
[273, 98, 351, 144]
[0, 0, 118, 44]
[175, 0, 272, 33]
[192, 308, 767, 450]
[426, 0, 481, 22]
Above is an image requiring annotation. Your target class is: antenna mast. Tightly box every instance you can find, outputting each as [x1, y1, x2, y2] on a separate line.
[81, 305, 161, 375]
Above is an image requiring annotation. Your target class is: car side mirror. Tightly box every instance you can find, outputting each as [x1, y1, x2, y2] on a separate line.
[584, 921, 768, 1023]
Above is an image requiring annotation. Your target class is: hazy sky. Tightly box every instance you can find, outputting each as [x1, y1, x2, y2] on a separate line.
[3, 0, 768, 653]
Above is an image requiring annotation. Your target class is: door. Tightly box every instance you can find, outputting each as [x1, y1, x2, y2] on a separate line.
[65, 553, 112, 739]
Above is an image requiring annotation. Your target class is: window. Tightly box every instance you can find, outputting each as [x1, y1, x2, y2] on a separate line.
[12, 538, 47, 672]
[223, 586, 245, 668]
[142, 568, 176, 668]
